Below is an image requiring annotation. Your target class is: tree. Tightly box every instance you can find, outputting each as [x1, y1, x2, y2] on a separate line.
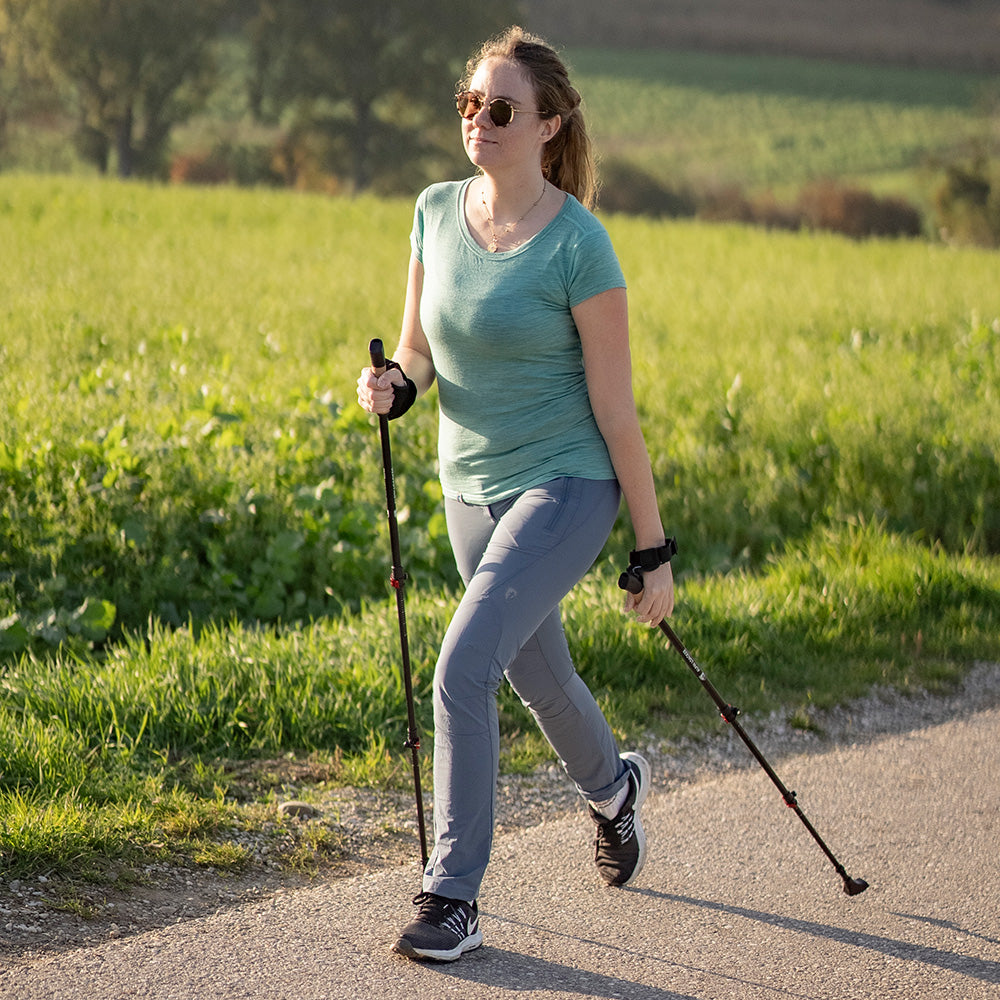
[0, 0, 57, 156]
[19, 0, 229, 177]
[0, 1, 23, 150]
[245, 0, 520, 193]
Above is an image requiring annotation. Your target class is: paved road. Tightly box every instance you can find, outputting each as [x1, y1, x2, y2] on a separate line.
[6, 703, 999, 999]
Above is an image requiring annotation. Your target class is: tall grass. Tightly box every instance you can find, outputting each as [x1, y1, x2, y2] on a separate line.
[1, 173, 998, 879]
[613, 217, 1000, 563]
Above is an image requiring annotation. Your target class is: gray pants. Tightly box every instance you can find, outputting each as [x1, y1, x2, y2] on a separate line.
[423, 477, 628, 901]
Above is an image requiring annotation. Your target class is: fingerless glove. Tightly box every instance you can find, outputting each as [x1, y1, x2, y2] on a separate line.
[384, 360, 417, 420]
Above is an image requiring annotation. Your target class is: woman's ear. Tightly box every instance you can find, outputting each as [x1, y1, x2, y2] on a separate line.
[540, 114, 562, 143]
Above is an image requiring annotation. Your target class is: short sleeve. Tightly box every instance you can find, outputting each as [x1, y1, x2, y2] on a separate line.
[566, 225, 626, 308]
[409, 188, 428, 263]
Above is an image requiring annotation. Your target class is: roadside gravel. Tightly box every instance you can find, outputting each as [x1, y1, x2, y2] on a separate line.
[4, 660, 998, 962]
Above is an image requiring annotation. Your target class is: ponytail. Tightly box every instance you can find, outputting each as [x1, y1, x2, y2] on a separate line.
[541, 100, 597, 211]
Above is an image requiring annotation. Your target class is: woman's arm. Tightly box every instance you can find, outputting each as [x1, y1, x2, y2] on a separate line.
[357, 254, 436, 414]
[574, 286, 675, 625]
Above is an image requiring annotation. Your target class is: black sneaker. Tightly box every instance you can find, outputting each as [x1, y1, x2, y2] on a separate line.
[589, 751, 651, 886]
[391, 892, 483, 962]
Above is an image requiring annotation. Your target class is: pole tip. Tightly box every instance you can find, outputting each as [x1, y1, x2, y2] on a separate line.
[843, 877, 869, 896]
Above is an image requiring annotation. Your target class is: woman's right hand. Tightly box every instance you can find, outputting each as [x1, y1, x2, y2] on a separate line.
[356, 365, 406, 415]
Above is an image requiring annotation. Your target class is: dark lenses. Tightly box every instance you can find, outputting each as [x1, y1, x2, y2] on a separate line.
[486, 99, 514, 127]
[456, 91, 479, 119]
[456, 91, 515, 127]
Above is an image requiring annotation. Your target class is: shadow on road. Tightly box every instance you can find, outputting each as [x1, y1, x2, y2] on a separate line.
[459, 910, 818, 999]
[638, 890, 1000, 985]
[431, 943, 703, 1000]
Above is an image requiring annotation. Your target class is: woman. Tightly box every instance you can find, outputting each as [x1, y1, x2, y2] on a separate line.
[356, 26, 674, 962]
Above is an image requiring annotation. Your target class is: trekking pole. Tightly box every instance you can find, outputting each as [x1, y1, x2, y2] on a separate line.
[368, 338, 429, 868]
[619, 558, 869, 897]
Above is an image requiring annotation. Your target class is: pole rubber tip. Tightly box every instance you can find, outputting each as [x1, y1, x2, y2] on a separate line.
[843, 877, 869, 896]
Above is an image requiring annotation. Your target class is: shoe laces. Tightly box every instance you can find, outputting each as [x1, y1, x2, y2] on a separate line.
[411, 892, 472, 929]
[596, 807, 635, 848]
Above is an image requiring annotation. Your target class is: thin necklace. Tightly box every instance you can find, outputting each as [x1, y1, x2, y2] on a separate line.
[481, 180, 547, 252]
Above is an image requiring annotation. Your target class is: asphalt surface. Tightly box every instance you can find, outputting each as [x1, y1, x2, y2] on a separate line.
[6, 701, 1000, 999]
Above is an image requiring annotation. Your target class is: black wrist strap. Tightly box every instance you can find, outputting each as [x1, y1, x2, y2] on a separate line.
[384, 360, 417, 420]
[629, 537, 677, 571]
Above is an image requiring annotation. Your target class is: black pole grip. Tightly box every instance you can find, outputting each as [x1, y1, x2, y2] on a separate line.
[369, 338, 387, 375]
[619, 566, 644, 595]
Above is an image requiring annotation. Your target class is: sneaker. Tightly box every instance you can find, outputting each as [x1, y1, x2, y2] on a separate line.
[391, 892, 483, 962]
[589, 751, 651, 887]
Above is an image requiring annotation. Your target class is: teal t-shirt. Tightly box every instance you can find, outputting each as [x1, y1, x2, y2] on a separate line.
[411, 178, 626, 504]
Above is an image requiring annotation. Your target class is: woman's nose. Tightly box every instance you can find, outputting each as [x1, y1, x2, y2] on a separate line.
[472, 103, 493, 128]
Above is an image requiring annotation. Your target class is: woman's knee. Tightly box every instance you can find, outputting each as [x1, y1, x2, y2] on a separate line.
[433, 614, 504, 729]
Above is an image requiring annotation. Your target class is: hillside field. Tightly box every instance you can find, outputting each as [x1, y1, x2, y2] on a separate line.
[526, 0, 1000, 70]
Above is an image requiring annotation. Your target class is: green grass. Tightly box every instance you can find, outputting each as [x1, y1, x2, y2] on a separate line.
[1, 166, 999, 882]
[614, 216, 1000, 561]
[571, 48, 997, 196]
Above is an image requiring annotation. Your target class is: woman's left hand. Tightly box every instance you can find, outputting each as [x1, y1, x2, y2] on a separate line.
[623, 561, 674, 626]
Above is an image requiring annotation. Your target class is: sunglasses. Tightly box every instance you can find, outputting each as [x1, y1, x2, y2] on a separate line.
[455, 90, 546, 128]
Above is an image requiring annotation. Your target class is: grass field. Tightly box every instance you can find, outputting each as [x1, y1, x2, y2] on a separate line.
[2, 170, 998, 885]
[571, 47, 997, 198]
[3, 31, 1000, 884]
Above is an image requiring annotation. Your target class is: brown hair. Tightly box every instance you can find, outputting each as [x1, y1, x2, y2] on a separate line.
[458, 26, 598, 211]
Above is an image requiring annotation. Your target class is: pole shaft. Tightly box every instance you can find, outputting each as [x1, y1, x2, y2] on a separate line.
[376, 414, 428, 867]
[369, 340, 428, 868]
[656, 618, 858, 890]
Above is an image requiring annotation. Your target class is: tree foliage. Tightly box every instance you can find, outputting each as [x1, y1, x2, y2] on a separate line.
[245, 0, 520, 192]
[10, 0, 228, 177]
[2, 1, 522, 187]
[0, 0, 57, 150]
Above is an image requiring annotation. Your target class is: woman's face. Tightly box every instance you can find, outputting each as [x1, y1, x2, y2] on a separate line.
[461, 57, 558, 172]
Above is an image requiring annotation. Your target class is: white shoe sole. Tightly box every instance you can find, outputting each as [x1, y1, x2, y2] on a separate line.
[392, 929, 483, 962]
